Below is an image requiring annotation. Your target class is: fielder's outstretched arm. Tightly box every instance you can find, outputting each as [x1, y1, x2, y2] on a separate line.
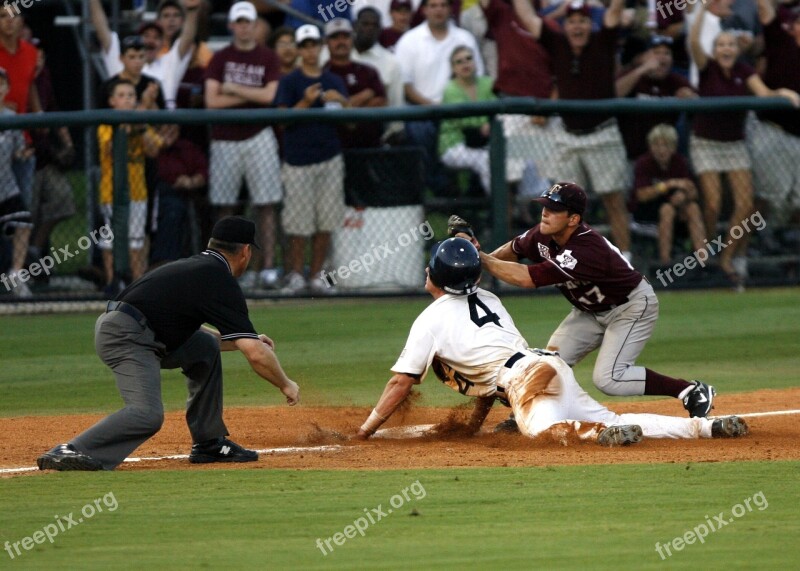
[357, 373, 419, 439]
[480, 252, 536, 288]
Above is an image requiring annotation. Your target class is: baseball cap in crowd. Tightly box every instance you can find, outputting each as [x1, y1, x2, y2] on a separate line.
[211, 216, 261, 249]
[137, 21, 164, 36]
[325, 18, 353, 37]
[533, 182, 587, 215]
[390, 0, 413, 11]
[295, 24, 322, 44]
[121, 35, 146, 51]
[565, 0, 591, 18]
[649, 34, 674, 48]
[228, 1, 257, 22]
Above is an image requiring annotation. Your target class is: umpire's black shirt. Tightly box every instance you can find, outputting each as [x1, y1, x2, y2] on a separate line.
[118, 249, 259, 352]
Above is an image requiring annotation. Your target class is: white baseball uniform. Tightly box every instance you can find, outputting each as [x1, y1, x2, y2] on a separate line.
[393, 288, 713, 441]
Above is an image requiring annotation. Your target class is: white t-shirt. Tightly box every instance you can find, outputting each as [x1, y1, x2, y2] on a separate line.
[102, 32, 193, 109]
[394, 20, 484, 103]
[392, 288, 529, 398]
[351, 43, 405, 108]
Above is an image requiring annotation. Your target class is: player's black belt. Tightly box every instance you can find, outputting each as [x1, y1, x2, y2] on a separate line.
[504, 352, 526, 369]
[106, 301, 150, 330]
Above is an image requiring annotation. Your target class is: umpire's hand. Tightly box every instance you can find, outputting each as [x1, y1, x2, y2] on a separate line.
[235, 337, 301, 406]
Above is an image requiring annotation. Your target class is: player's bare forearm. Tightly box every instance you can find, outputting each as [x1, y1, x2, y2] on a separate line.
[488, 241, 519, 261]
[480, 252, 535, 288]
[357, 373, 418, 439]
[467, 396, 495, 433]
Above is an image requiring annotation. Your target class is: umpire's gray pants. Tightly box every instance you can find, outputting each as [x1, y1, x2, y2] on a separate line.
[545, 279, 658, 397]
[71, 311, 228, 470]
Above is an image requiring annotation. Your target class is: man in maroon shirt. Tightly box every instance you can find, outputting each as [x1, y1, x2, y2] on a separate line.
[323, 18, 387, 148]
[513, 0, 633, 260]
[748, 0, 800, 225]
[471, 182, 715, 431]
[205, 1, 282, 288]
[615, 35, 696, 160]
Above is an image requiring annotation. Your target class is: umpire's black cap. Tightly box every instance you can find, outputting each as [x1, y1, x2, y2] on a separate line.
[211, 216, 261, 249]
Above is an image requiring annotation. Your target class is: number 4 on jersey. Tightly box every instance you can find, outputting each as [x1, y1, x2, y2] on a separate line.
[468, 294, 502, 327]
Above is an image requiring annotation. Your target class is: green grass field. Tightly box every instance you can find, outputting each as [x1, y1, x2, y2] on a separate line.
[1, 288, 799, 569]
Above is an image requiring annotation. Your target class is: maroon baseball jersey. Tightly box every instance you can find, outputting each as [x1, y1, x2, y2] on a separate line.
[324, 60, 386, 148]
[758, 18, 800, 137]
[379, 27, 404, 51]
[205, 44, 281, 141]
[631, 151, 694, 222]
[693, 59, 755, 142]
[482, 0, 552, 98]
[617, 71, 693, 159]
[539, 24, 618, 132]
[512, 223, 643, 312]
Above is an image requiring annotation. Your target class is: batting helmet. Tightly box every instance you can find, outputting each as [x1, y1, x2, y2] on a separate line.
[428, 237, 481, 295]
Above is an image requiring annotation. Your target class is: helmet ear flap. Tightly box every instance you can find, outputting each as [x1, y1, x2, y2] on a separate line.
[428, 237, 481, 295]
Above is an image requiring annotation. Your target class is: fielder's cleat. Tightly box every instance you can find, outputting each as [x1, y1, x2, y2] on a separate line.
[37, 444, 103, 471]
[493, 415, 520, 434]
[189, 437, 258, 464]
[683, 380, 716, 418]
[597, 425, 643, 447]
[711, 416, 749, 438]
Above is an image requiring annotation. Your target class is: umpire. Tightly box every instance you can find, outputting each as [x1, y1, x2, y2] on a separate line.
[37, 216, 300, 471]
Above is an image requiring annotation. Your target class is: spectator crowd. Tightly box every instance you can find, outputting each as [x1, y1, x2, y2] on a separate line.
[2, 0, 799, 298]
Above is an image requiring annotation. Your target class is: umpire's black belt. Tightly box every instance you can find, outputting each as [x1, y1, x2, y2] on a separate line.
[106, 301, 150, 330]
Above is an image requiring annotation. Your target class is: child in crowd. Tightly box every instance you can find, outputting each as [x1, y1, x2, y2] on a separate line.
[97, 78, 162, 297]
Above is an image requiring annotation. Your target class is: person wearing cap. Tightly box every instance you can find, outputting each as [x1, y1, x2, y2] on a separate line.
[323, 18, 387, 148]
[36, 216, 301, 471]
[98, 35, 166, 110]
[205, 1, 284, 290]
[89, 0, 199, 108]
[274, 24, 349, 293]
[513, 0, 633, 261]
[615, 34, 695, 161]
[471, 181, 718, 427]
[746, 0, 800, 231]
[381, 0, 415, 50]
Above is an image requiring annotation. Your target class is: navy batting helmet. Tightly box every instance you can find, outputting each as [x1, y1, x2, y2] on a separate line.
[428, 237, 481, 295]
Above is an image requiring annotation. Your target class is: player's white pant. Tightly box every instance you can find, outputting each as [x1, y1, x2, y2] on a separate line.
[496, 352, 713, 440]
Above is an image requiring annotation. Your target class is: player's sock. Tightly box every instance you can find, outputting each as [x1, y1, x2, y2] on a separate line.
[643, 369, 692, 398]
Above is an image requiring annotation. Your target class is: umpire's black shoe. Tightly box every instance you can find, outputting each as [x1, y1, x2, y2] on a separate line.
[37, 444, 103, 471]
[493, 415, 520, 434]
[683, 380, 716, 418]
[189, 437, 258, 464]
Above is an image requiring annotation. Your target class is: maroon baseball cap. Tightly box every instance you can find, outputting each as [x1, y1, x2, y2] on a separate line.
[390, 0, 413, 11]
[565, 0, 591, 18]
[533, 182, 587, 215]
[138, 21, 165, 36]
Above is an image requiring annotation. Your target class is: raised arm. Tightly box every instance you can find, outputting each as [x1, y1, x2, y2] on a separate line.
[604, 0, 626, 29]
[688, 3, 709, 72]
[176, 0, 201, 59]
[512, 0, 543, 39]
[357, 373, 419, 438]
[756, 0, 776, 26]
[89, 0, 112, 53]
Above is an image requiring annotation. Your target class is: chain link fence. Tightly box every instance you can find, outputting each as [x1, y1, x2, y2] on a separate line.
[1, 99, 798, 306]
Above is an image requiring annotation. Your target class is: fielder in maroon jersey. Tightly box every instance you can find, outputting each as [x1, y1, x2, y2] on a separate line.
[466, 182, 715, 431]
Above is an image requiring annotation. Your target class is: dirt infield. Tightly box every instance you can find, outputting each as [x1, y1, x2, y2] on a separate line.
[3, 388, 799, 474]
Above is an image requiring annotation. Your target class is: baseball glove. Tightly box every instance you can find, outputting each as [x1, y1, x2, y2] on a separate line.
[447, 214, 475, 239]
